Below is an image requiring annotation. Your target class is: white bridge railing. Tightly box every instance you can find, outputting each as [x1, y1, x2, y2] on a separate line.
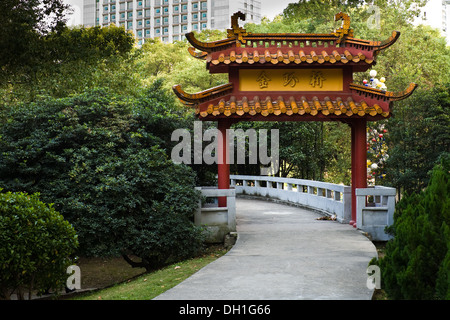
[230, 175, 352, 223]
[195, 176, 396, 242]
[356, 186, 396, 241]
[195, 187, 236, 243]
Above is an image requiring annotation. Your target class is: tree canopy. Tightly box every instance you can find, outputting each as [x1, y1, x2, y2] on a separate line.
[0, 0, 70, 87]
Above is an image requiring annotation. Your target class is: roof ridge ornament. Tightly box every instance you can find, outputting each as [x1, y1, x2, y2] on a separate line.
[227, 11, 249, 46]
[333, 12, 354, 43]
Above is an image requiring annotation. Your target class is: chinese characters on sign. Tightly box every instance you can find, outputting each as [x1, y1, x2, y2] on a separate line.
[283, 72, 299, 87]
[257, 71, 271, 89]
[309, 71, 326, 88]
[240, 69, 342, 92]
[257, 70, 326, 89]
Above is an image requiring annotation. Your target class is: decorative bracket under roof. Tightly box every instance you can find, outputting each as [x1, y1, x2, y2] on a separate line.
[333, 12, 354, 43]
[226, 11, 249, 46]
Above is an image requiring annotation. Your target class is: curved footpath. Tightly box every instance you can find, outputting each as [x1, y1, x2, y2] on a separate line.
[154, 198, 378, 300]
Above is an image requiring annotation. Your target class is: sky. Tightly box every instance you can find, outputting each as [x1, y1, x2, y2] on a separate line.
[259, 0, 295, 20]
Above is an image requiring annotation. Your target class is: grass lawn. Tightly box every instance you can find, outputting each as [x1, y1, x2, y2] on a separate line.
[68, 245, 228, 300]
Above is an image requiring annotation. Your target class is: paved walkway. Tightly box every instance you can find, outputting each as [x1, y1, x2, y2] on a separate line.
[154, 198, 378, 300]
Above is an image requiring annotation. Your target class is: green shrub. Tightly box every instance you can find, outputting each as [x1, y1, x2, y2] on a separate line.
[380, 154, 450, 299]
[0, 83, 205, 271]
[0, 190, 78, 300]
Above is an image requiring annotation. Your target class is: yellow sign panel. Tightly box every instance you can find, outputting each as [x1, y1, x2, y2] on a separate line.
[239, 69, 343, 92]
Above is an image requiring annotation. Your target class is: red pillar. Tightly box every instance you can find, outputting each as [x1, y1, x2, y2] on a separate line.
[350, 119, 367, 227]
[217, 120, 230, 207]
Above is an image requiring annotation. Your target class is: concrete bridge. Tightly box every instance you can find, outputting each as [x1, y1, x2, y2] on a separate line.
[155, 176, 394, 300]
[154, 197, 379, 300]
[196, 175, 396, 243]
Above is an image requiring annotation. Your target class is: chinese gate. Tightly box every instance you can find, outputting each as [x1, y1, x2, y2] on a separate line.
[173, 11, 417, 226]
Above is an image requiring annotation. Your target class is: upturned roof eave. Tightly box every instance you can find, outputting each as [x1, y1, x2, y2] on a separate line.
[186, 30, 401, 57]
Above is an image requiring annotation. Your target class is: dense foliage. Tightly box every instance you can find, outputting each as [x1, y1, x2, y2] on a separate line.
[379, 156, 450, 299]
[1, 24, 136, 103]
[0, 190, 78, 300]
[386, 84, 450, 195]
[0, 83, 205, 270]
[0, 0, 69, 83]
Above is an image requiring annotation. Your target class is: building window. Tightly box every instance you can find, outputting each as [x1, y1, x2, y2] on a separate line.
[127, 21, 133, 29]
[128, 12, 133, 18]
[192, 13, 198, 21]
[173, 15, 179, 23]
[201, 22, 207, 29]
[182, 15, 187, 22]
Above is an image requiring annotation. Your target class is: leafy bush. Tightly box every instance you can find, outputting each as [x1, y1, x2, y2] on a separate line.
[386, 84, 450, 196]
[379, 155, 450, 299]
[0, 190, 78, 300]
[0, 83, 205, 271]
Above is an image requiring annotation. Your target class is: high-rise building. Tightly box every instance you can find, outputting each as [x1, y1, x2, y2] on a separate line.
[413, 0, 450, 44]
[81, 0, 261, 45]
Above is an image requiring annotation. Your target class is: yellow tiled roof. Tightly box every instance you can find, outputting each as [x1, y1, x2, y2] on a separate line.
[210, 49, 372, 66]
[196, 96, 388, 119]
